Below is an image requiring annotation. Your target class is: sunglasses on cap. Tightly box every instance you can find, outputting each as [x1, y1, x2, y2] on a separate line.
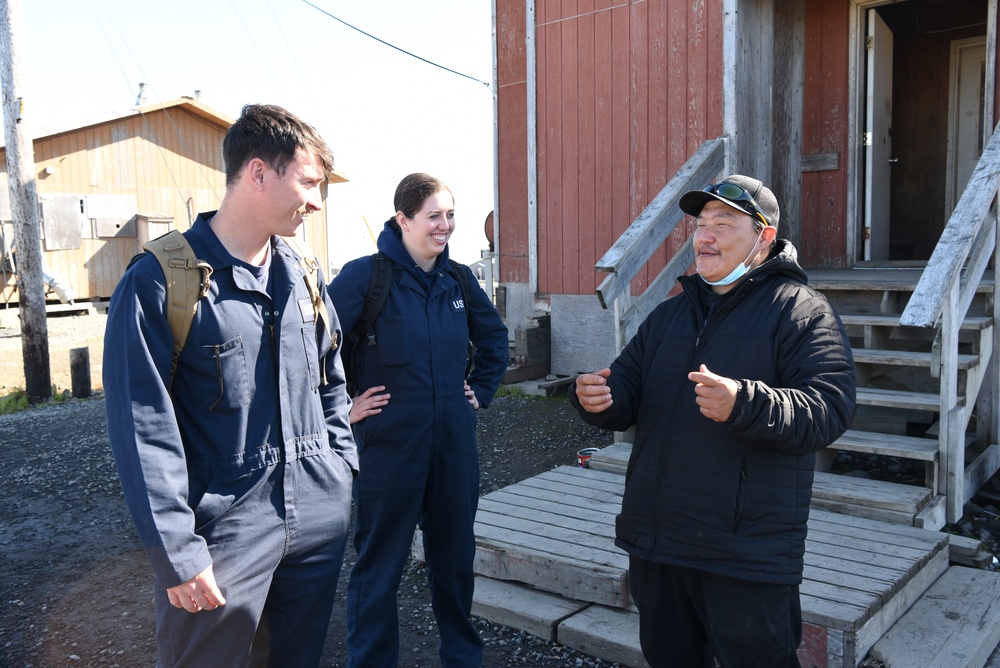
[705, 182, 771, 228]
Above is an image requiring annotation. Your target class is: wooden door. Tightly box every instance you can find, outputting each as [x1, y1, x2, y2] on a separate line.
[864, 8, 893, 261]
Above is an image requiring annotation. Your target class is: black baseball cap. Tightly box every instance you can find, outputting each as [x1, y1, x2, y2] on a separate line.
[679, 174, 780, 229]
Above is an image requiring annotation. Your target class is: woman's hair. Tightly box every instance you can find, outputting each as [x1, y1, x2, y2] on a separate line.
[391, 173, 453, 231]
[223, 104, 334, 187]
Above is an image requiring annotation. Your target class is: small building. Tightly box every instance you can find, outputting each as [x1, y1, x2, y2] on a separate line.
[0, 97, 345, 303]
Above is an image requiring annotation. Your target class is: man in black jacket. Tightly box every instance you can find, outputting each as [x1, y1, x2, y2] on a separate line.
[571, 175, 856, 668]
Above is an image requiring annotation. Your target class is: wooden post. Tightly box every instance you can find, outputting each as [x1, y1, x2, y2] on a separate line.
[0, 0, 51, 400]
[70, 347, 91, 398]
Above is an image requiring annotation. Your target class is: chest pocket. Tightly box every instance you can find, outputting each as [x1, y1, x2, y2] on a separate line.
[373, 316, 413, 367]
[179, 336, 251, 412]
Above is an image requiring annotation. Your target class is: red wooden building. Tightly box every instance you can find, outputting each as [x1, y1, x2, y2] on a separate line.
[487, 3, 1000, 664]
[493, 0, 997, 374]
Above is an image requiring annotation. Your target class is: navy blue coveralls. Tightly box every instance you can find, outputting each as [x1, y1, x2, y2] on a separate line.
[329, 221, 508, 668]
[104, 214, 357, 667]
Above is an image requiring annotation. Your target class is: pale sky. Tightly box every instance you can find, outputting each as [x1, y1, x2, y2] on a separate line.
[17, 0, 496, 268]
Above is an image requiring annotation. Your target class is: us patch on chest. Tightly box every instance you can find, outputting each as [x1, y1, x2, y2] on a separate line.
[297, 297, 316, 322]
[449, 298, 466, 314]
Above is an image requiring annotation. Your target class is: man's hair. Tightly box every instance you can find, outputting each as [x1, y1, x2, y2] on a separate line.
[388, 173, 454, 232]
[222, 104, 334, 187]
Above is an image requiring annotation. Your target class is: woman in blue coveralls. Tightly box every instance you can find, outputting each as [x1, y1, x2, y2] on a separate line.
[329, 173, 509, 668]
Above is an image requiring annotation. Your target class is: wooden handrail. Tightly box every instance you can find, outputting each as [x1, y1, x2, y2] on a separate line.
[595, 139, 726, 309]
[900, 127, 1000, 328]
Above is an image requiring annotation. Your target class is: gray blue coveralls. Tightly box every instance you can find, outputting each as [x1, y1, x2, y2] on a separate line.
[329, 221, 508, 668]
[104, 213, 357, 667]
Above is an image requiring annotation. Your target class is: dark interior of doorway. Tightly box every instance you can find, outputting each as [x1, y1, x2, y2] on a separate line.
[870, 0, 987, 262]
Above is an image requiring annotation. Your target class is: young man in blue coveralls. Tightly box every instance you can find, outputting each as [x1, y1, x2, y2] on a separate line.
[104, 104, 357, 668]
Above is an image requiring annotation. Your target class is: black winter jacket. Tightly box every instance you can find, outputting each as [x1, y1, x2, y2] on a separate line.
[571, 240, 856, 584]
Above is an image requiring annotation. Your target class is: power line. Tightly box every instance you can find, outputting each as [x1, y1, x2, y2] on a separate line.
[85, 1, 224, 211]
[228, 0, 289, 102]
[300, 0, 492, 92]
[265, 0, 320, 118]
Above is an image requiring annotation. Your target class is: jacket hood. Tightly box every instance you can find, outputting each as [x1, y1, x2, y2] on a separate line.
[375, 218, 450, 283]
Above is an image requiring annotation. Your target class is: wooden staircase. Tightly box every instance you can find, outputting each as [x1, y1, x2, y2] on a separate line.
[809, 269, 998, 530]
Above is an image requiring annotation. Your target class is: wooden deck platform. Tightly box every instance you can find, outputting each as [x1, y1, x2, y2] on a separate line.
[441, 465, 952, 667]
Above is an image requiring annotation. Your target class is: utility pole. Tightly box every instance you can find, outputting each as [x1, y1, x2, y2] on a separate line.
[1, 0, 51, 400]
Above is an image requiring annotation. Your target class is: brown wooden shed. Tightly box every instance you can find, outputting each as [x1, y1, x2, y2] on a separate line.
[0, 97, 345, 303]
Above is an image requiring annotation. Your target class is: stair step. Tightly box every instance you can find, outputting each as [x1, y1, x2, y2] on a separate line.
[869, 567, 1000, 668]
[840, 313, 993, 330]
[857, 387, 949, 411]
[812, 471, 931, 524]
[832, 429, 938, 462]
[853, 348, 979, 369]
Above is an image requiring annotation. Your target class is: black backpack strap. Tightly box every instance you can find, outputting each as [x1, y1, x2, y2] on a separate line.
[447, 259, 476, 378]
[347, 252, 391, 395]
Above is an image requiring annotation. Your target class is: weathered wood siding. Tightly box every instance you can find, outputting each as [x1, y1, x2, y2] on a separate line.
[497, 0, 724, 295]
[497, 0, 529, 283]
[799, 0, 850, 269]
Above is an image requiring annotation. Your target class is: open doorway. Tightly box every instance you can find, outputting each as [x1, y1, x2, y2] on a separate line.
[857, 0, 989, 264]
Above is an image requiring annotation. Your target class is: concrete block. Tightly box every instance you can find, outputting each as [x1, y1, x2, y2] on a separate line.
[557, 604, 649, 667]
[549, 293, 617, 376]
[472, 576, 590, 641]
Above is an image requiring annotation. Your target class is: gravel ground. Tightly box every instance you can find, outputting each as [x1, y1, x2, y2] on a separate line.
[0, 312, 619, 668]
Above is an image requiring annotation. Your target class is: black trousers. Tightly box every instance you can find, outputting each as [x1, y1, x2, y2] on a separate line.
[629, 556, 802, 668]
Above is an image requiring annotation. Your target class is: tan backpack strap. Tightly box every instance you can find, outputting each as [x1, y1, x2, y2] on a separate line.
[142, 230, 213, 389]
[280, 235, 336, 385]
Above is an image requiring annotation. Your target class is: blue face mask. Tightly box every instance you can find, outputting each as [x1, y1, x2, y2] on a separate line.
[701, 229, 764, 287]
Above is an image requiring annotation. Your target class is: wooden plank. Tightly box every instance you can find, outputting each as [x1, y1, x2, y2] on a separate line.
[806, 536, 933, 577]
[832, 429, 939, 461]
[594, 139, 724, 306]
[804, 551, 908, 588]
[484, 483, 621, 519]
[478, 498, 617, 537]
[533, 466, 628, 493]
[511, 477, 624, 506]
[800, 590, 868, 632]
[840, 313, 993, 330]
[807, 530, 938, 567]
[809, 510, 948, 549]
[487, 486, 621, 519]
[801, 152, 840, 172]
[965, 443, 1000, 505]
[856, 386, 946, 411]
[473, 517, 626, 567]
[869, 567, 1000, 668]
[900, 127, 1000, 328]
[810, 498, 918, 525]
[471, 538, 631, 609]
[853, 547, 951, 661]
[474, 509, 621, 556]
[588, 441, 633, 471]
[812, 471, 931, 512]
[852, 348, 978, 369]
[802, 563, 895, 606]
